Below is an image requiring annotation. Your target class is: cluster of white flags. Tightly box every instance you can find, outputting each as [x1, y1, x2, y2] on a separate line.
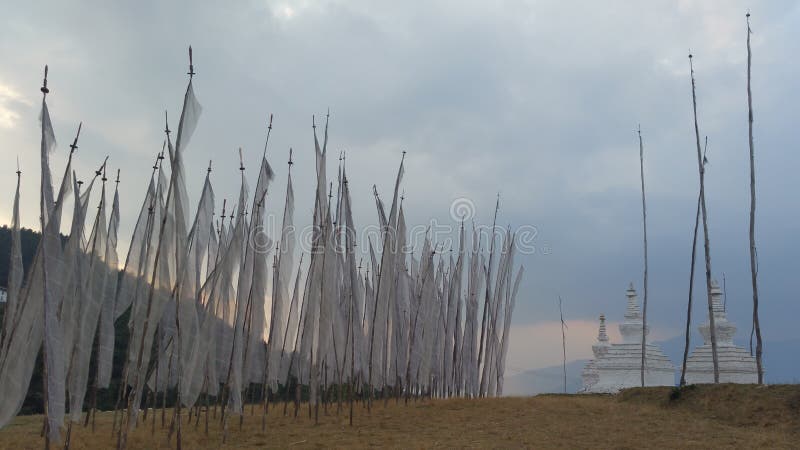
[0, 62, 523, 446]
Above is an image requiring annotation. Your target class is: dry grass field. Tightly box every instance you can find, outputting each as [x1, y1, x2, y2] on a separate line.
[0, 384, 797, 449]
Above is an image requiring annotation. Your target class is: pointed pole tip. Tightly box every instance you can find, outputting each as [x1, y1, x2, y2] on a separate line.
[70, 122, 83, 153]
[188, 46, 195, 79]
[40, 65, 50, 94]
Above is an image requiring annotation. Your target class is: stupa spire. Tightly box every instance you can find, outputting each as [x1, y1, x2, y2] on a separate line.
[710, 279, 725, 317]
[592, 315, 610, 359]
[598, 314, 609, 342]
[624, 283, 641, 321]
[620, 284, 647, 343]
[698, 278, 736, 346]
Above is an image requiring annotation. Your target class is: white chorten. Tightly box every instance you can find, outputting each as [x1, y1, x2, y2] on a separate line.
[683, 279, 759, 384]
[582, 283, 675, 393]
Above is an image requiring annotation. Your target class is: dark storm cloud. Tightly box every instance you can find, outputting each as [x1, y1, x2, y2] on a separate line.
[1, 0, 798, 368]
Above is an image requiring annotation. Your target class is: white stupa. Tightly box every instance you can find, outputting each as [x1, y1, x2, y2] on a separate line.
[683, 279, 759, 384]
[582, 284, 675, 393]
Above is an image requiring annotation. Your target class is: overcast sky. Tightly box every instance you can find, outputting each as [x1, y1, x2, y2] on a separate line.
[1, 0, 798, 371]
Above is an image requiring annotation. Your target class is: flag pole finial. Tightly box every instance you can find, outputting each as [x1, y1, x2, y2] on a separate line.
[97, 156, 109, 179]
[16, 156, 21, 177]
[262, 114, 274, 158]
[188, 46, 195, 79]
[70, 122, 82, 154]
[41, 65, 49, 95]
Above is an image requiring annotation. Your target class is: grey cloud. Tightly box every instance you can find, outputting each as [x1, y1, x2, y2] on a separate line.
[0, 0, 798, 355]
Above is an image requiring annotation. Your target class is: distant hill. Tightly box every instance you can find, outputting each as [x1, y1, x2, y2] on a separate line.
[0, 225, 43, 289]
[503, 360, 587, 395]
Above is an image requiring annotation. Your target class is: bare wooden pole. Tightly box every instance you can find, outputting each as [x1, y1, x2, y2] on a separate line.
[162, 357, 170, 429]
[39, 65, 53, 450]
[280, 253, 305, 418]
[167, 67, 203, 446]
[349, 261, 357, 425]
[222, 154, 249, 444]
[745, 12, 764, 385]
[85, 167, 109, 432]
[238, 195, 268, 432]
[638, 125, 649, 387]
[173, 276, 185, 450]
[204, 377, 210, 436]
[344, 171, 359, 423]
[260, 144, 283, 433]
[558, 296, 567, 394]
[681, 187, 702, 386]
[689, 54, 720, 383]
[680, 137, 707, 386]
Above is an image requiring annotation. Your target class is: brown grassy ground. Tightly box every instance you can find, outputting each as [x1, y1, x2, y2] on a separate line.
[0, 384, 797, 449]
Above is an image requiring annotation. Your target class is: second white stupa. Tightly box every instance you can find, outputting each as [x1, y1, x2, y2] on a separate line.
[683, 279, 759, 384]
